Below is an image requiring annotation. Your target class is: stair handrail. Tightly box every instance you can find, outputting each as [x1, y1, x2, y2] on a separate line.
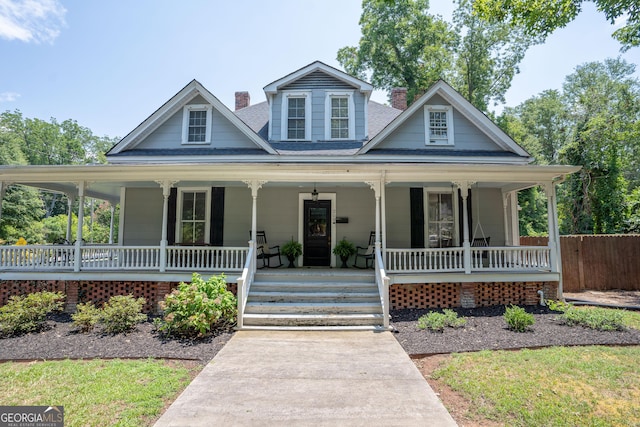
[374, 244, 390, 329]
[236, 240, 256, 329]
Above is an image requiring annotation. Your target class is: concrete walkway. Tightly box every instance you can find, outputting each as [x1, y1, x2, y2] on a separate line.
[154, 331, 457, 426]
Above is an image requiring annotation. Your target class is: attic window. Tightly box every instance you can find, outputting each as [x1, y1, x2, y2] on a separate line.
[325, 91, 355, 140]
[182, 105, 212, 144]
[425, 105, 454, 146]
[281, 91, 311, 141]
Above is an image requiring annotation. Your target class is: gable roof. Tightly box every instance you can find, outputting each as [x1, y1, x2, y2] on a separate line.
[263, 61, 373, 96]
[357, 80, 530, 158]
[107, 80, 277, 156]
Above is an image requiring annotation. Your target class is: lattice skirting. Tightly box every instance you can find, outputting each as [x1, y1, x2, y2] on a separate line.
[390, 281, 558, 309]
[0, 280, 238, 313]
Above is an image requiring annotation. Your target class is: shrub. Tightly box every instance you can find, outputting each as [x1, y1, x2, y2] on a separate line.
[155, 273, 236, 338]
[71, 302, 101, 332]
[100, 295, 147, 334]
[561, 306, 625, 331]
[418, 309, 466, 332]
[0, 291, 65, 336]
[504, 305, 535, 332]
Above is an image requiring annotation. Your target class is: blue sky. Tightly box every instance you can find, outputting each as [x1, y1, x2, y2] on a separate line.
[0, 0, 638, 139]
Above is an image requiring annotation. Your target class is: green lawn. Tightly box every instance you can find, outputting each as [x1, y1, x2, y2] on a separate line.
[1, 359, 200, 427]
[432, 346, 640, 426]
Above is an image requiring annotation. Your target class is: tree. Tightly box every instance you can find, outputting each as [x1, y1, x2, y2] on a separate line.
[473, 0, 640, 52]
[338, 0, 540, 111]
[337, 0, 457, 104]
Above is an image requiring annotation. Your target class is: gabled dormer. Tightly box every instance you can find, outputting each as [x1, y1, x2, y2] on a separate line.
[263, 61, 373, 144]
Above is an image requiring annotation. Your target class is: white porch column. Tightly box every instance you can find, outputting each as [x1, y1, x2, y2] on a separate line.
[65, 194, 75, 243]
[108, 204, 115, 244]
[74, 182, 85, 272]
[380, 171, 387, 258]
[245, 180, 266, 271]
[366, 180, 382, 246]
[544, 182, 559, 273]
[157, 180, 176, 273]
[502, 192, 510, 246]
[455, 181, 472, 274]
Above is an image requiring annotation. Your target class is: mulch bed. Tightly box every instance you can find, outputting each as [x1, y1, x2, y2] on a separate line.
[0, 313, 233, 364]
[391, 305, 640, 357]
[2, 306, 640, 363]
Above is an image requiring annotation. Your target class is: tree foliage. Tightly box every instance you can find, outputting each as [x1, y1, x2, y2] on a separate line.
[500, 58, 640, 235]
[473, 0, 640, 52]
[338, 0, 541, 110]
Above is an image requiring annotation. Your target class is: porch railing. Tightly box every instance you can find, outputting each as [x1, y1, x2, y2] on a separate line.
[471, 246, 551, 271]
[385, 247, 465, 273]
[374, 246, 390, 329]
[385, 246, 552, 273]
[236, 241, 256, 329]
[0, 244, 248, 272]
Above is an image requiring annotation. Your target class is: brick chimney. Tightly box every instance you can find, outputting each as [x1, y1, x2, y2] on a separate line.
[391, 87, 407, 111]
[235, 91, 250, 110]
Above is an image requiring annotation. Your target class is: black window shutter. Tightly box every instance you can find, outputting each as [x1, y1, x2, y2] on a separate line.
[167, 187, 177, 245]
[210, 187, 225, 246]
[457, 188, 472, 245]
[410, 187, 425, 248]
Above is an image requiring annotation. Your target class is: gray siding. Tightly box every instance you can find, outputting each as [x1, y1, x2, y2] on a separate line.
[475, 188, 506, 246]
[122, 188, 163, 245]
[281, 71, 353, 90]
[224, 186, 252, 246]
[270, 89, 367, 142]
[133, 97, 258, 151]
[373, 94, 503, 152]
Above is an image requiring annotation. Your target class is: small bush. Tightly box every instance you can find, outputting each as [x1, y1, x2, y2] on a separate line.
[504, 305, 535, 332]
[72, 302, 101, 332]
[155, 273, 236, 338]
[546, 299, 571, 312]
[418, 309, 466, 332]
[561, 306, 625, 331]
[0, 291, 65, 336]
[100, 295, 147, 334]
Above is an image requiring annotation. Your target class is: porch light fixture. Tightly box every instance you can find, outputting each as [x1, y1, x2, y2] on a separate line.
[311, 184, 319, 202]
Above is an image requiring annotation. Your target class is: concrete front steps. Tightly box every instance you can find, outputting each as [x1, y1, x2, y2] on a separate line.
[241, 270, 385, 330]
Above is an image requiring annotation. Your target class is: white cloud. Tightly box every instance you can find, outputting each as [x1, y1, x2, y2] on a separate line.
[0, 92, 21, 102]
[0, 0, 66, 43]
[613, 13, 628, 28]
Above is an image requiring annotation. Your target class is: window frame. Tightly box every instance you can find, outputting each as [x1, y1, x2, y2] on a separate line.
[181, 104, 212, 145]
[424, 187, 459, 248]
[175, 187, 211, 245]
[424, 105, 454, 146]
[324, 90, 355, 140]
[281, 91, 312, 141]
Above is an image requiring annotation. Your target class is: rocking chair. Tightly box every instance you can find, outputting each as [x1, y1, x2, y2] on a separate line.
[353, 231, 375, 269]
[251, 230, 283, 268]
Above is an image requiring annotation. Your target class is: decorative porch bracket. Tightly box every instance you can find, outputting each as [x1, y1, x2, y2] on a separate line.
[453, 180, 475, 274]
[156, 180, 179, 272]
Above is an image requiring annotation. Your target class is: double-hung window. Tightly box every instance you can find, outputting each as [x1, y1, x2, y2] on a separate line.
[182, 105, 212, 144]
[177, 189, 210, 244]
[281, 91, 311, 141]
[425, 105, 454, 146]
[325, 91, 355, 140]
[425, 189, 458, 248]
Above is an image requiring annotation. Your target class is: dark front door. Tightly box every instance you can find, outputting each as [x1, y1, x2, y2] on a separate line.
[303, 200, 331, 266]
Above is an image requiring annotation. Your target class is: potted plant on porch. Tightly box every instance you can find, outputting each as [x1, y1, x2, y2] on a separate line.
[281, 239, 303, 268]
[333, 237, 356, 268]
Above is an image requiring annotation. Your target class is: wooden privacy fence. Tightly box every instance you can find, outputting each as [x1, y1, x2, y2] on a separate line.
[520, 235, 640, 292]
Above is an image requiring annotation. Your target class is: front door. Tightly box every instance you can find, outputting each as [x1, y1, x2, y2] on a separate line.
[303, 200, 331, 266]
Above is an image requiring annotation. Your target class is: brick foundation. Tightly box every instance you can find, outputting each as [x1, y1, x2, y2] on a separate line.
[390, 281, 559, 309]
[1, 280, 238, 314]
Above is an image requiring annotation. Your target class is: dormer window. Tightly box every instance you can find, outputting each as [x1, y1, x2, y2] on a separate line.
[325, 91, 355, 140]
[425, 105, 454, 146]
[281, 91, 311, 141]
[182, 105, 212, 144]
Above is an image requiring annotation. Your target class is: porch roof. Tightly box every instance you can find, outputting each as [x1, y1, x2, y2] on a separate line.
[0, 162, 580, 201]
